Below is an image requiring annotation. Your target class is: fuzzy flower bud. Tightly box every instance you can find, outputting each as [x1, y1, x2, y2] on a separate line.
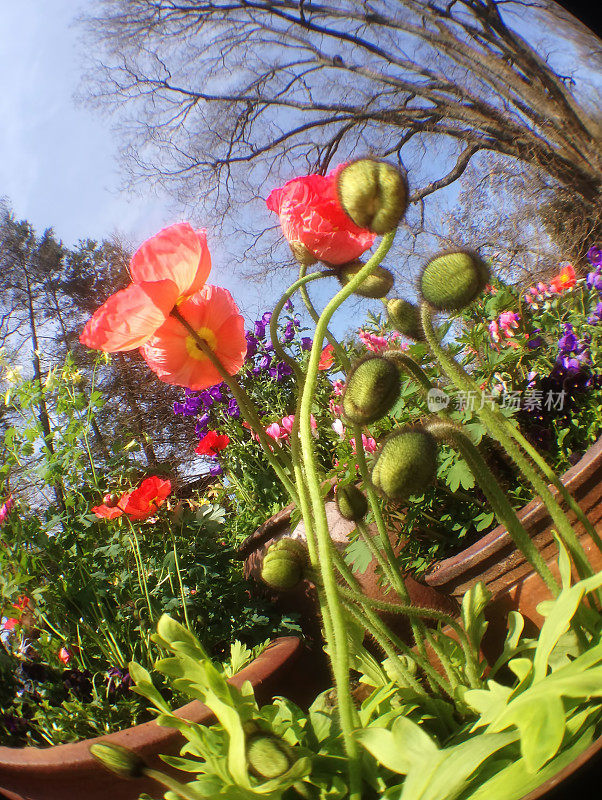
[372, 428, 438, 499]
[261, 539, 308, 591]
[89, 742, 146, 780]
[387, 298, 423, 341]
[336, 484, 368, 521]
[247, 733, 294, 779]
[337, 261, 395, 298]
[337, 159, 409, 234]
[420, 250, 489, 312]
[342, 356, 401, 425]
[289, 241, 318, 266]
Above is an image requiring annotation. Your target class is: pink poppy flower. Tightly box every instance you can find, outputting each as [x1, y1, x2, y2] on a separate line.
[266, 167, 376, 265]
[80, 223, 211, 352]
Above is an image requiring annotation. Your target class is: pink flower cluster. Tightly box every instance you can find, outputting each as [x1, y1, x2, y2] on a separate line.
[358, 329, 403, 353]
[524, 265, 577, 307]
[265, 414, 317, 441]
[489, 311, 520, 347]
[0, 496, 14, 524]
[351, 434, 378, 454]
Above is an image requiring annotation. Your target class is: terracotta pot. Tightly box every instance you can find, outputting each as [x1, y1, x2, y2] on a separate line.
[0, 636, 309, 800]
[424, 436, 602, 661]
[238, 497, 458, 645]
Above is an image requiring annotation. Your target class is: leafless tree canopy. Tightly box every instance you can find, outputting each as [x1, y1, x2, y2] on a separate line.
[82, 0, 601, 267]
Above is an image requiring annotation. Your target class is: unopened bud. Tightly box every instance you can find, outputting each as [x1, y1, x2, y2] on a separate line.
[420, 251, 489, 312]
[343, 356, 401, 425]
[337, 159, 409, 234]
[372, 428, 438, 499]
[336, 484, 368, 521]
[247, 733, 293, 779]
[261, 539, 307, 591]
[387, 298, 423, 341]
[337, 262, 395, 298]
[289, 241, 318, 266]
[89, 742, 146, 780]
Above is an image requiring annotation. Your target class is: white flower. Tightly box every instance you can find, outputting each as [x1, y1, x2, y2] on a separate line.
[331, 418, 346, 439]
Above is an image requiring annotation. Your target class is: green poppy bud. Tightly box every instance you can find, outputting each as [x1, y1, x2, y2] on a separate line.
[247, 734, 293, 779]
[343, 356, 401, 425]
[261, 539, 307, 591]
[337, 261, 395, 298]
[336, 484, 368, 521]
[372, 428, 438, 500]
[420, 251, 489, 312]
[337, 159, 409, 234]
[289, 241, 318, 266]
[387, 298, 423, 341]
[89, 742, 146, 780]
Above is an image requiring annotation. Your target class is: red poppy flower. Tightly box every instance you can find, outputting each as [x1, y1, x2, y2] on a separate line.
[12, 596, 30, 612]
[118, 476, 172, 521]
[549, 264, 576, 293]
[195, 430, 230, 456]
[266, 166, 376, 265]
[140, 285, 246, 390]
[92, 503, 124, 520]
[318, 343, 335, 370]
[80, 223, 211, 352]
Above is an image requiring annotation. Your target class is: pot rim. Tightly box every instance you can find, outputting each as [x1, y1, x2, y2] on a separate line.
[0, 635, 302, 769]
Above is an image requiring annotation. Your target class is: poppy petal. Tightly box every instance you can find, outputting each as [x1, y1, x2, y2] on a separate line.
[140, 285, 246, 390]
[130, 223, 211, 298]
[80, 280, 181, 352]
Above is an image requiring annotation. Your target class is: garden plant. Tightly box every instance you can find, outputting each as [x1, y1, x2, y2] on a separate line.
[72, 159, 602, 800]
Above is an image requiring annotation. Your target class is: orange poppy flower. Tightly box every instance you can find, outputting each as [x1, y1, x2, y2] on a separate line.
[140, 285, 247, 390]
[118, 476, 172, 521]
[549, 264, 576, 293]
[318, 343, 335, 370]
[80, 223, 211, 352]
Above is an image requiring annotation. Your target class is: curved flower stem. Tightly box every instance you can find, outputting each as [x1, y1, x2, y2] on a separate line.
[170, 529, 191, 630]
[425, 419, 559, 597]
[297, 266, 352, 372]
[170, 307, 298, 505]
[338, 582, 481, 689]
[420, 303, 595, 584]
[298, 232, 396, 800]
[144, 768, 208, 800]
[126, 520, 154, 623]
[269, 270, 334, 382]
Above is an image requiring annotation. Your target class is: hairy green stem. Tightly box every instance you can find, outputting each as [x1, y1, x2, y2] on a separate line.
[420, 304, 594, 583]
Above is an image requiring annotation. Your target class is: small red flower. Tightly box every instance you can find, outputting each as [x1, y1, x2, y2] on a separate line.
[2, 618, 19, 631]
[318, 344, 335, 370]
[195, 430, 230, 457]
[12, 596, 29, 612]
[58, 647, 72, 665]
[92, 504, 124, 520]
[549, 264, 576, 293]
[266, 166, 376, 265]
[118, 476, 172, 521]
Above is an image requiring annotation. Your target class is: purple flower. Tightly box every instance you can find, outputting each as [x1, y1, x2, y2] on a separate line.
[259, 355, 271, 370]
[587, 245, 602, 266]
[195, 413, 211, 437]
[280, 322, 295, 344]
[262, 311, 272, 325]
[254, 321, 266, 339]
[284, 299, 294, 312]
[209, 384, 224, 402]
[527, 332, 543, 350]
[558, 323, 578, 354]
[106, 667, 132, 699]
[301, 337, 312, 351]
[269, 362, 293, 382]
[586, 267, 602, 293]
[182, 396, 203, 415]
[209, 463, 223, 477]
[198, 390, 214, 408]
[173, 401, 186, 415]
[252, 365, 263, 375]
[245, 332, 258, 357]
[227, 398, 240, 418]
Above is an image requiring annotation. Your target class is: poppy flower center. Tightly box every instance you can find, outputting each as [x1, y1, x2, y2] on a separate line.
[185, 326, 218, 361]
